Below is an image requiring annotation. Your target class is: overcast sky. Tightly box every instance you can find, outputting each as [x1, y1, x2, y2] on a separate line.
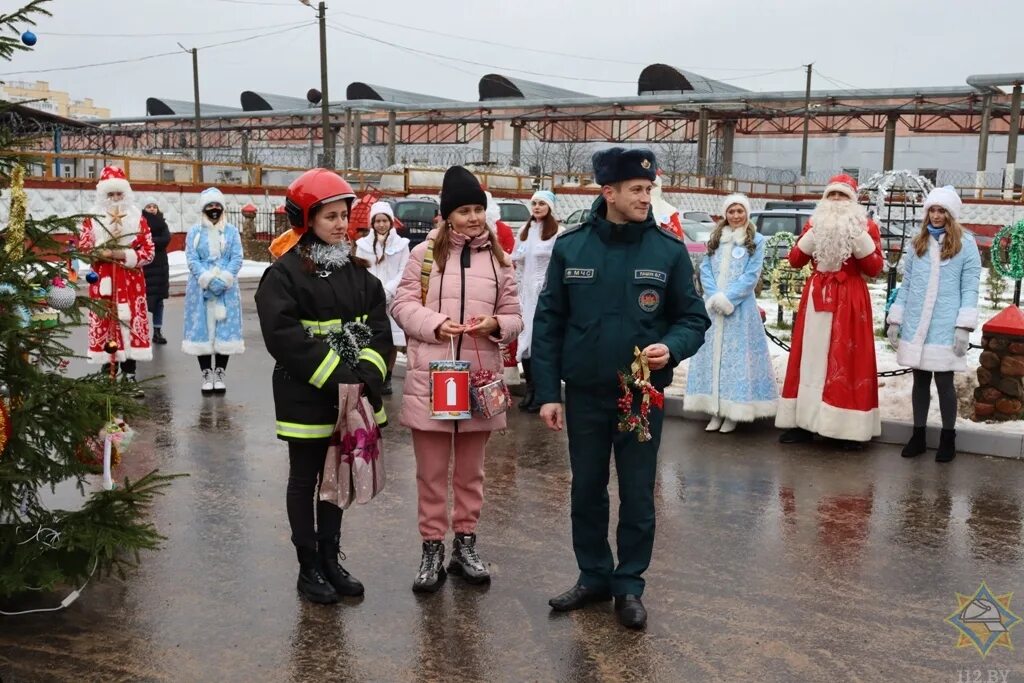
[2, 0, 1022, 117]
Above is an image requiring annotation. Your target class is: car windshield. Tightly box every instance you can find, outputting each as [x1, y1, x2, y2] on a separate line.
[394, 202, 437, 223]
[683, 223, 712, 242]
[500, 203, 531, 223]
[684, 211, 714, 224]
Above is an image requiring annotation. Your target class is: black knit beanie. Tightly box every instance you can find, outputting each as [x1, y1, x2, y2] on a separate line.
[439, 166, 487, 220]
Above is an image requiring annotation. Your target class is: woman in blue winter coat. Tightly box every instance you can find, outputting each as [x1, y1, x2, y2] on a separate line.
[685, 194, 778, 432]
[182, 187, 246, 394]
[887, 186, 981, 463]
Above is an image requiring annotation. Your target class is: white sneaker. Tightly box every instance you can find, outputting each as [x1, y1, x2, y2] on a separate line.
[706, 416, 723, 432]
[201, 369, 214, 395]
[213, 367, 227, 393]
[719, 419, 737, 434]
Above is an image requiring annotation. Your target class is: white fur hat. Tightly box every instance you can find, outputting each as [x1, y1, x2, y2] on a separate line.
[369, 200, 394, 223]
[923, 185, 962, 221]
[721, 193, 751, 217]
[199, 187, 226, 210]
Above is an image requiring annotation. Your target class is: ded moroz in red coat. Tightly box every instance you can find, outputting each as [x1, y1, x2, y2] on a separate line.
[775, 210, 884, 442]
[80, 208, 155, 363]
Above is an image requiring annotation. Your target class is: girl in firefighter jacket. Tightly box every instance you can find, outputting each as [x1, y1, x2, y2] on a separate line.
[255, 169, 394, 605]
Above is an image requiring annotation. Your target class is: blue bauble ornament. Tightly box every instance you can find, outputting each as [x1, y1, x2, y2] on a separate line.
[85, 271, 99, 284]
[21, 31, 37, 46]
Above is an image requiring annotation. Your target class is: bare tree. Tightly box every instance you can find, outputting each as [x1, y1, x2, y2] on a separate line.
[551, 141, 593, 179]
[654, 142, 696, 186]
[522, 138, 555, 177]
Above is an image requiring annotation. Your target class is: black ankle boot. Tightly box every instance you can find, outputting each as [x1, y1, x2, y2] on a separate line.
[412, 540, 447, 593]
[152, 328, 167, 345]
[317, 534, 364, 597]
[902, 426, 927, 458]
[295, 546, 339, 604]
[936, 429, 957, 463]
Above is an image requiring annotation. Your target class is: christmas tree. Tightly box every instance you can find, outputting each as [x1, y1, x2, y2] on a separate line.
[0, 0, 176, 601]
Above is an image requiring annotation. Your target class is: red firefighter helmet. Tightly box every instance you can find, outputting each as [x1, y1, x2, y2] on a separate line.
[284, 169, 356, 233]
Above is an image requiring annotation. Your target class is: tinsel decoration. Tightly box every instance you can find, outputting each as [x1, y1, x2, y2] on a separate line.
[323, 320, 372, 369]
[860, 170, 934, 219]
[4, 165, 27, 262]
[766, 233, 811, 314]
[991, 220, 1024, 280]
[0, 398, 11, 458]
[616, 347, 664, 443]
[762, 232, 798, 277]
[305, 242, 351, 278]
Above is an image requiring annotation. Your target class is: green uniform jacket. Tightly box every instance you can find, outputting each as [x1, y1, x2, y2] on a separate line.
[532, 196, 710, 404]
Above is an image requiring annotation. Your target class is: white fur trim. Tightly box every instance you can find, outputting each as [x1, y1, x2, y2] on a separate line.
[709, 292, 733, 316]
[199, 187, 227, 210]
[955, 308, 978, 330]
[720, 193, 751, 218]
[369, 200, 395, 223]
[923, 186, 962, 221]
[851, 231, 876, 259]
[775, 398, 880, 441]
[99, 277, 112, 296]
[822, 182, 858, 201]
[897, 341, 968, 373]
[907, 239, 943, 349]
[198, 269, 217, 289]
[212, 339, 246, 355]
[124, 345, 152, 361]
[181, 340, 215, 356]
[87, 349, 124, 363]
[96, 177, 132, 197]
[117, 302, 131, 322]
[684, 394, 777, 422]
[887, 303, 904, 325]
[122, 249, 138, 269]
[215, 303, 227, 321]
[220, 272, 235, 288]
[797, 230, 815, 255]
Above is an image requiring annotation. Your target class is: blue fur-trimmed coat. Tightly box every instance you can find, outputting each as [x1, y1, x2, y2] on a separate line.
[889, 232, 981, 372]
[182, 219, 246, 356]
[684, 227, 778, 421]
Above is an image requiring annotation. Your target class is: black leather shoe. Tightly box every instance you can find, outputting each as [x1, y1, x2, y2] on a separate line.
[614, 594, 647, 630]
[548, 583, 612, 612]
[152, 329, 168, 345]
[779, 427, 814, 444]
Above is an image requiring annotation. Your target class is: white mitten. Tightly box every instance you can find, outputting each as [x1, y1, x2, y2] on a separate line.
[796, 230, 816, 255]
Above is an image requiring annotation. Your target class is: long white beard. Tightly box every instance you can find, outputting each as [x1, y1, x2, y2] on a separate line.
[810, 200, 868, 272]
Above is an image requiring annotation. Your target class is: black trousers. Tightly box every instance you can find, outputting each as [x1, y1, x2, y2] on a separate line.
[287, 440, 342, 549]
[197, 354, 230, 371]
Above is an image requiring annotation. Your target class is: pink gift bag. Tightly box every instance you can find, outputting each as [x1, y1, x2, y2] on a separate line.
[320, 384, 385, 509]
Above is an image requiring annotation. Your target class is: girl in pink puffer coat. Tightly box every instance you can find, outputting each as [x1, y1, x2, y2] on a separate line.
[390, 166, 523, 594]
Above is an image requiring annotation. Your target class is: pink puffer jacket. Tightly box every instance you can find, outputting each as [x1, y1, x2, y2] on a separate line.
[391, 228, 523, 433]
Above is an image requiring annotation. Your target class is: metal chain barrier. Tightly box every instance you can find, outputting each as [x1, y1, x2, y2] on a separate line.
[763, 326, 983, 378]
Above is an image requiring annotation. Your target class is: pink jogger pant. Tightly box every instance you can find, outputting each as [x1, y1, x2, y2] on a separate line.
[412, 429, 490, 541]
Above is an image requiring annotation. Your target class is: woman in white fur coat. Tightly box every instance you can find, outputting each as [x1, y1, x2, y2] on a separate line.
[182, 187, 246, 394]
[684, 194, 778, 432]
[887, 186, 981, 463]
[355, 200, 410, 395]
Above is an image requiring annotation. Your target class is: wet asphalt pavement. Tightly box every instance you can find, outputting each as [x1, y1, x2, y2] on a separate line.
[2, 293, 1024, 682]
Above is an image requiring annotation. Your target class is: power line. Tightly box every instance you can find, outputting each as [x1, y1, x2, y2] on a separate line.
[46, 21, 310, 39]
[814, 69, 862, 91]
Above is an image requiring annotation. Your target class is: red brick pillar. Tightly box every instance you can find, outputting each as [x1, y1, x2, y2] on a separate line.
[975, 305, 1024, 421]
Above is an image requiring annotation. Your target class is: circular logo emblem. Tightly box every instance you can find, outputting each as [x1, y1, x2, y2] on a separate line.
[640, 159, 652, 170]
[638, 288, 660, 312]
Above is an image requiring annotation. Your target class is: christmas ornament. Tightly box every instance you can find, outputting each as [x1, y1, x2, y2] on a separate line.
[104, 340, 119, 355]
[21, 31, 37, 46]
[0, 399, 11, 458]
[992, 220, 1024, 280]
[86, 271, 99, 284]
[4, 165, 27, 262]
[616, 347, 664, 443]
[46, 277, 76, 310]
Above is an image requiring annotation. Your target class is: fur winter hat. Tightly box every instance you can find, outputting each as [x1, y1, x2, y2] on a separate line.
[720, 193, 751, 217]
[923, 185, 962, 221]
[199, 187, 227, 210]
[531, 190, 556, 213]
[440, 166, 487, 220]
[369, 200, 395, 224]
[591, 147, 657, 186]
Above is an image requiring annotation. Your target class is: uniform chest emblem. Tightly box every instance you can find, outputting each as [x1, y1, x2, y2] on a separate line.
[638, 289, 660, 312]
[634, 269, 667, 283]
[564, 268, 595, 281]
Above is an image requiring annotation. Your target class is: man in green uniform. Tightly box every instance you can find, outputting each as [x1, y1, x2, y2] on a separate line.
[532, 147, 710, 630]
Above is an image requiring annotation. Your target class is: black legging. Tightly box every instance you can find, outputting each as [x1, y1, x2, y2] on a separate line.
[521, 357, 532, 384]
[287, 440, 343, 549]
[912, 369, 957, 429]
[197, 354, 230, 371]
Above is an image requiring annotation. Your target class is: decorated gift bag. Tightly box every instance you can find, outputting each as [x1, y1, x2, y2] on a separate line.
[469, 337, 511, 418]
[320, 383, 385, 509]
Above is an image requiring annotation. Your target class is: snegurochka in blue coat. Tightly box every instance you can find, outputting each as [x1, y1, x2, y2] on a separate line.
[685, 193, 778, 433]
[887, 186, 981, 463]
[182, 187, 246, 394]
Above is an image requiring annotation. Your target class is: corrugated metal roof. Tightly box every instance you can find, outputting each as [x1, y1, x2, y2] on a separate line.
[146, 98, 241, 116]
[240, 91, 312, 111]
[479, 74, 593, 101]
[638, 64, 749, 95]
[346, 82, 452, 105]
